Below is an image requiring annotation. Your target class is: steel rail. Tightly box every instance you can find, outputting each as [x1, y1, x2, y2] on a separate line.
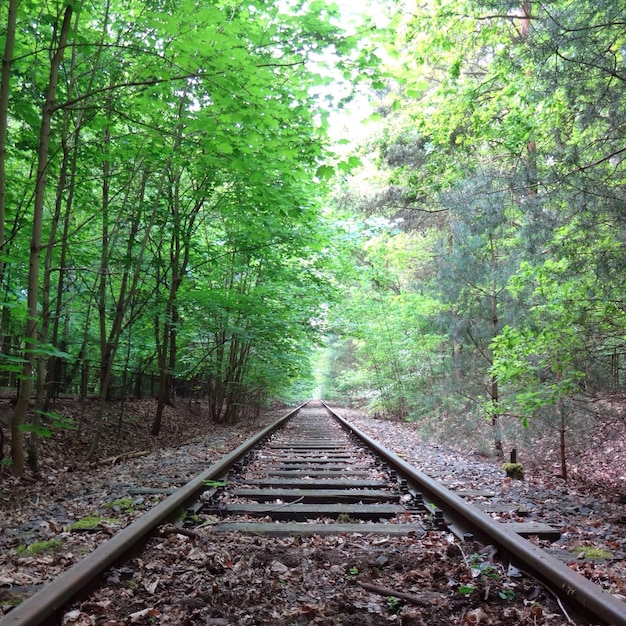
[0, 403, 306, 626]
[324, 402, 626, 626]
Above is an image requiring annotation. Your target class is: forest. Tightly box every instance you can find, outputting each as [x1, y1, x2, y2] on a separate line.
[1, 0, 625, 478]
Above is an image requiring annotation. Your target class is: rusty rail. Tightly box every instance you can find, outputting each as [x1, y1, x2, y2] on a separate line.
[0, 403, 306, 626]
[3, 400, 626, 625]
[324, 402, 626, 626]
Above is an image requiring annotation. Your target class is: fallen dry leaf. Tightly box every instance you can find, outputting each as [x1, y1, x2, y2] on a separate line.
[61, 610, 94, 626]
[129, 608, 160, 623]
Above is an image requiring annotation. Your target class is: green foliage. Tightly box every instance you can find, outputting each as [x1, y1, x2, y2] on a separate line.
[0, 0, 386, 453]
[458, 584, 475, 597]
[386, 596, 400, 612]
[319, 220, 447, 419]
[490, 255, 602, 425]
[5, 0, 626, 471]
[104, 498, 143, 512]
[322, 0, 626, 463]
[570, 546, 612, 559]
[468, 554, 501, 582]
[18, 411, 75, 439]
[501, 462, 524, 480]
[202, 480, 227, 489]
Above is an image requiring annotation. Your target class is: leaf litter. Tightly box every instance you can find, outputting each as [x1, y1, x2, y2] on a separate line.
[0, 398, 624, 623]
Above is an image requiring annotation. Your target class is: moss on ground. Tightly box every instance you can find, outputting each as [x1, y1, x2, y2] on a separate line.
[69, 516, 117, 531]
[16, 539, 62, 555]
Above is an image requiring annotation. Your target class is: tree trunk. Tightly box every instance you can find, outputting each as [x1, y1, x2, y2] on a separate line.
[98, 107, 112, 402]
[490, 373, 503, 458]
[559, 398, 567, 481]
[87, 163, 165, 460]
[153, 99, 187, 437]
[30, 101, 75, 473]
[557, 372, 568, 482]
[46, 0, 110, 410]
[152, 188, 203, 436]
[209, 333, 227, 422]
[11, 5, 73, 476]
[0, 0, 17, 316]
[489, 235, 503, 458]
[45, 131, 78, 406]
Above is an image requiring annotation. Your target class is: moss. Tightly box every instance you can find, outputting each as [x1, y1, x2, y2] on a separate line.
[502, 462, 524, 480]
[571, 546, 612, 559]
[69, 516, 116, 531]
[104, 497, 135, 511]
[16, 539, 62, 555]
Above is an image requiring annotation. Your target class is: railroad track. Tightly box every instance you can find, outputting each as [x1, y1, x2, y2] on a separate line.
[201, 403, 425, 537]
[2, 401, 625, 625]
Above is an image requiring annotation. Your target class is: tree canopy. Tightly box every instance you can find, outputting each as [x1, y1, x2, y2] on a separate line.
[0, 0, 381, 473]
[2, 0, 626, 478]
[319, 0, 626, 471]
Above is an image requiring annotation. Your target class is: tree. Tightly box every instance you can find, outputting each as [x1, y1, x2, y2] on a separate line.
[321, 220, 445, 419]
[1, 0, 376, 470]
[491, 260, 591, 480]
[325, 0, 626, 458]
[11, 4, 73, 477]
[0, 0, 17, 319]
[435, 173, 524, 456]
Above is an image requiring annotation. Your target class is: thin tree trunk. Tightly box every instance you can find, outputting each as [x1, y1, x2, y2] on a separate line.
[117, 299, 135, 438]
[0, 0, 17, 321]
[489, 235, 503, 458]
[557, 372, 568, 481]
[98, 110, 111, 401]
[28, 170, 66, 471]
[11, 6, 73, 476]
[87, 165, 166, 460]
[209, 329, 228, 422]
[370, 355, 391, 418]
[45, 129, 78, 406]
[490, 373, 503, 458]
[153, 249, 171, 436]
[30, 93, 78, 473]
[152, 190, 203, 434]
[152, 99, 187, 437]
[46, 0, 110, 410]
[0, 0, 18, 468]
[73, 309, 92, 441]
[559, 398, 567, 481]
[224, 340, 252, 422]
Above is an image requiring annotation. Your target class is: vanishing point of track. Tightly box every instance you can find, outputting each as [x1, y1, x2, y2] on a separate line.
[2, 401, 625, 625]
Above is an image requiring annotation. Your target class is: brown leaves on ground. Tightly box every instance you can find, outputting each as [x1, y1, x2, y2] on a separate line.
[65, 531, 575, 625]
[1, 398, 625, 623]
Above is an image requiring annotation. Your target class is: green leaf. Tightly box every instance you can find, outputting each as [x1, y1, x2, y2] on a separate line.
[18, 424, 52, 438]
[315, 165, 335, 180]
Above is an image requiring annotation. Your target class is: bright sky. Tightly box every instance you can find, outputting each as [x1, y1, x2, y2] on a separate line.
[322, 0, 389, 143]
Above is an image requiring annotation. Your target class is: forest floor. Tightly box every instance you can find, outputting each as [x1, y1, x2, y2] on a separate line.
[0, 397, 625, 625]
